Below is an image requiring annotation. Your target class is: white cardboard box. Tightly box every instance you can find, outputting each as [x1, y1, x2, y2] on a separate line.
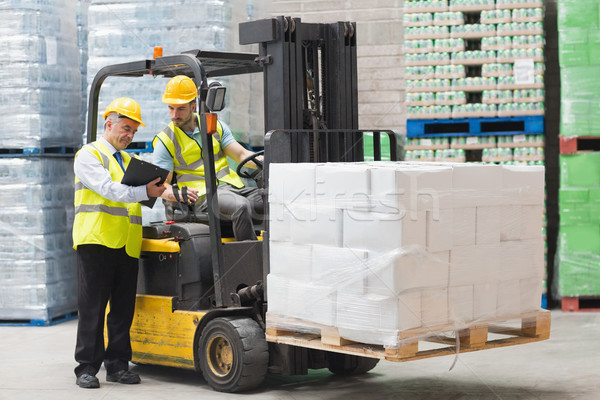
[366, 250, 450, 296]
[342, 209, 407, 252]
[421, 286, 448, 327]
[501, 165, 545, 205]
[427, 208, 453, 252]
[269, 241, 312, 281]
[497, 279, 521, 316]
[520, 277, 543, 313]
[476, 206, 501, 244]
[315, 164, 371, 209]
[448, 284, 474, 323]
[337, 291, 421, 345]
[452, 163, 504, 207]
[290, 205, 343, 246]
[500, 205, 522, 241]
[521, 204, 544, 240]
[473, 282, 498, 320]
[311, 244, 368, 293]
[288, 281, 336, 326]
[269, 163, 318, 204]
[500, 239, 545, 281]
[268, 203, 292, 242]
[449, 244, 501, 286]
[394, 164, 454, 213]
[453, 207, 477, 247]
[266, 274, 290, 316]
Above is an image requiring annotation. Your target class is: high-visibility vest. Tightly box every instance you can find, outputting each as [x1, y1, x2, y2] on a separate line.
[72, 142, 143, 258]
[152, 115, 244, 196]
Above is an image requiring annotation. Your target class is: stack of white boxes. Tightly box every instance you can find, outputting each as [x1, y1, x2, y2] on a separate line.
[267, 161, 544, 347]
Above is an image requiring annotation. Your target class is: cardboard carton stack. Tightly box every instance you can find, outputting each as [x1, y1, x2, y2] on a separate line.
[267, 161, 544, 347]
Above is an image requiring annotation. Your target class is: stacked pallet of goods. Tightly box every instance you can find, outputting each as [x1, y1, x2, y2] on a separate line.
[0, 0, 82, 324]
[557, 0, 600, 312]
[266, 161, 547, 356]
[402, 0, 547, 306]
[403, 0, 545, 164]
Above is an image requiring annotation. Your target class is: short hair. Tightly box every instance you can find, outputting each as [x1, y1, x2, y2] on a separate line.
[104, 112, 120, 129]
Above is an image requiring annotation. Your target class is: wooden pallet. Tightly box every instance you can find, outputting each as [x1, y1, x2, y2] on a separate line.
[0, 311, 78, 327]
[266, 310, 550, 362]
[559, 135, 600, 155]
[561, 296, 600, 312]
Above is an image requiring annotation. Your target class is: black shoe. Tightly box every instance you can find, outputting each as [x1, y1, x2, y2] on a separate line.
[106, 370, 141, 384]
[76, 373, 100, 389]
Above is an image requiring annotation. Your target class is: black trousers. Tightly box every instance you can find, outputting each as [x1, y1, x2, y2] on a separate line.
[74, 244, 139, 377]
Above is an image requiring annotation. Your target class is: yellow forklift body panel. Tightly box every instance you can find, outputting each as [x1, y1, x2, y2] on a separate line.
[129, 295, 206, 369]
[141, 238, 180, 253]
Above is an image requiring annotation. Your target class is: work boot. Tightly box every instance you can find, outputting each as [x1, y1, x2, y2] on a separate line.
[76, 373, 100, 389]
[106, 370, 141, 384]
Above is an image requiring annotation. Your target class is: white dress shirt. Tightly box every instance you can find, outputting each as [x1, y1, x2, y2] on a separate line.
[74, 137, 148, 204]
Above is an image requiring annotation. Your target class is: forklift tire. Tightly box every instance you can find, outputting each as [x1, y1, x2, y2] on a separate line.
[198, 316, 268, 392]
[327, 353, 380, 375]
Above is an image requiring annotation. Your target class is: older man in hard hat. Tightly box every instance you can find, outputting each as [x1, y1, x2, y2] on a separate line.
[153, 75, 263, 241]
[72, 98, 166, 389]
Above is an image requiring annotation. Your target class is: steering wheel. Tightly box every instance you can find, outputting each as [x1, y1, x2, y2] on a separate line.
[236, 150, 264, 182]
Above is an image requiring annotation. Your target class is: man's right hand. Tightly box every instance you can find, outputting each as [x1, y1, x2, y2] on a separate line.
[160, 183, 199, 203]
[146, 177, 167, 198]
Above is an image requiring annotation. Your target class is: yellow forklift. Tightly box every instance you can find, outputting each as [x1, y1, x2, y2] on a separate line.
[92, 16, 550, 393]
[89, 17, 398, 392]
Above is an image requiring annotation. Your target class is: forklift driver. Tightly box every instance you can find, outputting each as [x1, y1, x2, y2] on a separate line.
[153, 75, 264, 241]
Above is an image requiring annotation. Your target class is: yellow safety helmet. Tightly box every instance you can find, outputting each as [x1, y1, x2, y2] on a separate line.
[162, 75, 198, 104]
[103, 97, 145, 127]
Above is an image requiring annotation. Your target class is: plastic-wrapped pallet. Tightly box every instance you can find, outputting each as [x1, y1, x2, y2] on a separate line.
[0, 157, 77, 321]
[0, 0, 83, 150]
[267, 161, 545, 347]
[77, 0, 90, 142]
[86, 0, 234, 143]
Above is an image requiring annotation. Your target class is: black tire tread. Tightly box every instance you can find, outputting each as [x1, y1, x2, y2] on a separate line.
[199, 316, 268, 393]
[328, 353, 380, 375]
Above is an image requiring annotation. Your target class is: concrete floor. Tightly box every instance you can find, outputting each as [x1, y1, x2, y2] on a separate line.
[0, 310, 598, 400]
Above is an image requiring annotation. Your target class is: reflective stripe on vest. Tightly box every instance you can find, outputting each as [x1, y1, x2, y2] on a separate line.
[72, 141, 143, 258]
[152, 114, 244, 196]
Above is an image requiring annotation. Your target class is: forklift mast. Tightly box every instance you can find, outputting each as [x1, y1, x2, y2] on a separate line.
[240, 16, 359, 132]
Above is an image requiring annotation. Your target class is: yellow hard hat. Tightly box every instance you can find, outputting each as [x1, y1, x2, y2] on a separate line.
[103, 97, 145, 127]
[162, 75, 197, 104]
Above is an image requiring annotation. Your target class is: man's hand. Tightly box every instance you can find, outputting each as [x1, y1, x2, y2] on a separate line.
[161, 183, 199, 203]
[181, 186, 199, 204]
[146, 177, 167, 198]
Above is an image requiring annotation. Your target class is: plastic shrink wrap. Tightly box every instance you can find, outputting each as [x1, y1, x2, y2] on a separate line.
[0, 158, 76, 321]
[557, 153, 600, 296]
[557, 0, 600, 298]
[0, 0, 82, 149]
[86, 0, 234, 143]
[267, 161, 545, 348]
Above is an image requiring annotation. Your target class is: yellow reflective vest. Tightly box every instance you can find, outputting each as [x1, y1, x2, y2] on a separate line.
[72, 142, 143, 258]
[152, 114, 244, 197]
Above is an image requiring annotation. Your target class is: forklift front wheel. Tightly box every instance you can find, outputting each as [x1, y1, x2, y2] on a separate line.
[199, 316, 268, 392]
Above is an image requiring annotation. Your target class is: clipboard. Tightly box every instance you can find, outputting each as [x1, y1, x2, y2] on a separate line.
[121, 157, 169, 208]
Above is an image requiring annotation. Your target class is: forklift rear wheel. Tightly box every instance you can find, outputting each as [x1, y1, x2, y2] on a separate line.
[327, 353, 380, 375]
[199, 316, 268, 392]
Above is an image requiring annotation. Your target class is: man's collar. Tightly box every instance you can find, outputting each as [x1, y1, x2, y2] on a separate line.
[99, 137, 118, 154]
